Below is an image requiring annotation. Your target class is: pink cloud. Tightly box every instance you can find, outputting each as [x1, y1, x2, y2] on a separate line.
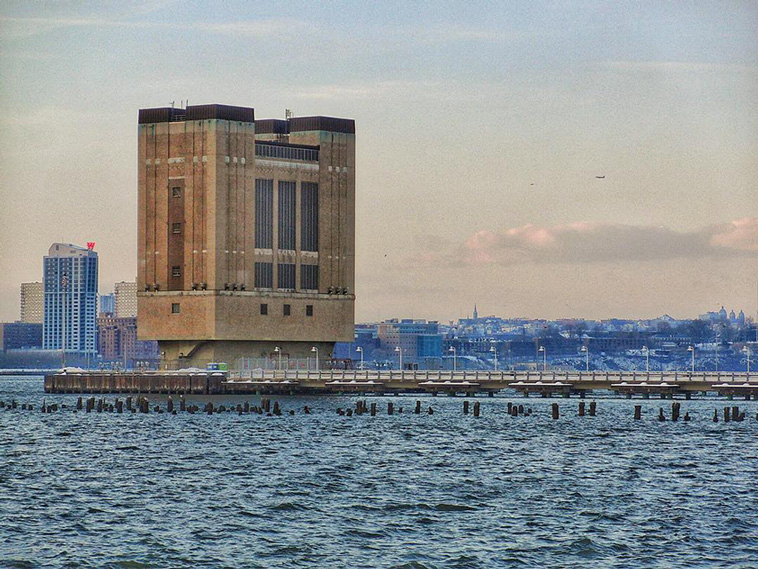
[421, 218, 758, 267]
[709, 218, 758, 252]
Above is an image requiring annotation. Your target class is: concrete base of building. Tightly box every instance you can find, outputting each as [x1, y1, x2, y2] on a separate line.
[157, 340, 336, 369]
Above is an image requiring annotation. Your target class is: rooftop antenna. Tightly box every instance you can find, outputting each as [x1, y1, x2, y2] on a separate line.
[285, 109, 293, 120]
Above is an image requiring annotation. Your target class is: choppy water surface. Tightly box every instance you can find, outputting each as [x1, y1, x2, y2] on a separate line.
[1, 376, 757, 568]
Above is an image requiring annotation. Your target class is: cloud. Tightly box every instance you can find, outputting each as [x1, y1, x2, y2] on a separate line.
[709, 218, 758, 252]
[418, 218, 758, 267]
[0, 15, 309, 39]
[599, 60, 758, 75]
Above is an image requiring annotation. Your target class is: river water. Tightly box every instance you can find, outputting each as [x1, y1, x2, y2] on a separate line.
[1, 376, 757, 568]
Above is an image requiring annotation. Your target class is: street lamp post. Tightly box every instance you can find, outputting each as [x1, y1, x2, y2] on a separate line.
[538, 346, 546, 371]
[743, 346, 751, 374]
[490, 345, 498, 371]
[715, 336, 720, 373]
[274, 346, 282, 371]
[642, 345, 649, 373]
[449, 347, 457, 371]
[356, 346, 364, 370]
[580, 345, 589, 372]
[394, 346, 403, 371]
[311, 346, 319, 371]
[687, 345, 695, 374]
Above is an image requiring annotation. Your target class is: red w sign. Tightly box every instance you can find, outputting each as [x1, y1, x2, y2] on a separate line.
[87, 242, 96, 250]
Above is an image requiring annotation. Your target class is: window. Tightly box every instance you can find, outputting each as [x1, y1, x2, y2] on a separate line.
[254, 262, 273, 288]
[172, 223, 182, 234]
[278, 263, 295, 290]
[301, 265, 319, 290]
[172, 187, 182, 198]
[301, 182, 319, 252]
[255, 179, 274, 248]
[260, 303, 268, 315]
[283, 304, 291, 316]
[172, 266, 181, 277]
[171, 303, 180, 314]
[278, 181, 296, 250]
[306, 305, 313, 317]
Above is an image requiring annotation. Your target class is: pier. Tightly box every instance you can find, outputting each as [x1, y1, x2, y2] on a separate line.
[44, 369, 758, 398]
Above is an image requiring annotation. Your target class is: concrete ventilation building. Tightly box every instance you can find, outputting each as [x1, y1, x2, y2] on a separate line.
[20, 282, 43, 324]
[137, 104, 355, 366]
[114, 281, 138, 318]
[43, 243, 98, 354]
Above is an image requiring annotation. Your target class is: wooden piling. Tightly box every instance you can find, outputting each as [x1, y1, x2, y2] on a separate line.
[724, 407, 730, 423]
[658, 408, 665, 421]
[473, 401, 481, 417]
[551, 403, 559, 420]
[464, 401, 470, 414]
[387, 402, 393, 415]
[713, 409, 718, 422]
[634, 405, 642, 420]
[428, 406, 434, 415]
[415, 401, 421, 415]
[167, 397, 174, 413]
[578, 402, 585, 417]
[589, 401, 596, 417]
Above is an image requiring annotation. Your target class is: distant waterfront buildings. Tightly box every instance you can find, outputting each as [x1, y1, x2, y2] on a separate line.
[114, 281, 137, 318]
[20, 282, 43, 324]
[43, 243, 98, 354]
[97, 314, 158, 367]
[99, 293, 115, 315]
[0, 322, 42, 351]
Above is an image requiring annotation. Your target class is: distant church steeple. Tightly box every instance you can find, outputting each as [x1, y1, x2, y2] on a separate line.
[473, 304, 478, 320]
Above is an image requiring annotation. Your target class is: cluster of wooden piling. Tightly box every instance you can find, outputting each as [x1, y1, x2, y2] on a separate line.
[654, 402, 691, 421]
[714, 405, 748, 422]
[3, 397, 758, 423]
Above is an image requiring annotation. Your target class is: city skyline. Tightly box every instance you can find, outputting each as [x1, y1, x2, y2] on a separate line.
[1, 2, 756, 322]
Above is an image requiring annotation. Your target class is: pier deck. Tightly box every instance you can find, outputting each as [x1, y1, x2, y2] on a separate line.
[43, 370, 758, 397]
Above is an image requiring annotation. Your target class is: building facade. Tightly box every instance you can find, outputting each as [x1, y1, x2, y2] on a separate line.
[20, 282, 43, 324]
[137, 104, 355, 366]
[114, 281, 137, 318]
[100, 293, 115, 315]
[43, 243, 98, 354]
[0, 322, 43, 351]
[97, 314, 159, 367]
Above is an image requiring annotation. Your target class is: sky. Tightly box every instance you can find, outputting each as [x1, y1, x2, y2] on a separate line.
[0, 1, 756, 323]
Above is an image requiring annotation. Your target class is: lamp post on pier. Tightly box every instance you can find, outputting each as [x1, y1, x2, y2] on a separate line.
[687, 345, 695, 374]
[743, 346, 752, 374]
[274, 346, 282, 371]
[394, 346, 403, 371]
[490, 345, 498, 371]
[580, 345, 589, 372]
[642, 345, 650, 373]
[356, 346, 364, 370]
[539, 346, 546, 371]
[311, 346, 319, 371]
[449, 346, 457, 371]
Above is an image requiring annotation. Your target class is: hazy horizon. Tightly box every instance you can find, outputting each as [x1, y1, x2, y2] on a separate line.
[1, 2, 756, 323]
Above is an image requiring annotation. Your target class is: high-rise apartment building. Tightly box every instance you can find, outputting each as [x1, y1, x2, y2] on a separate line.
[137, 104, 355, 365]
[43, 243, 98, 354]
[114, 281, 137, 318]
[100, 293, 115, 315]
[20, 282, 43, 324]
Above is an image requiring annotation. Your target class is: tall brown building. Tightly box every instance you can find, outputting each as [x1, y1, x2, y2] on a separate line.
[137, 104, 355, 367]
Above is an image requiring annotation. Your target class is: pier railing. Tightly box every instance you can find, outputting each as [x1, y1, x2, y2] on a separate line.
[228, 369, 755, 385]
